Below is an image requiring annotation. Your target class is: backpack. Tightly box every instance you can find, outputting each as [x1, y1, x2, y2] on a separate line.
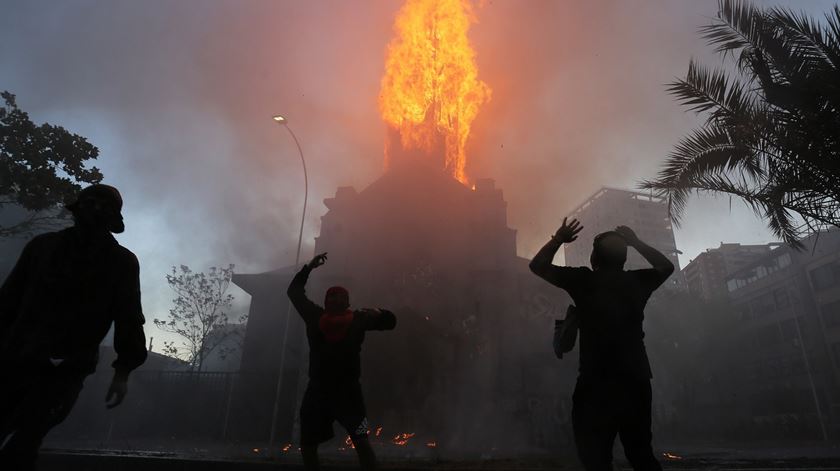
[553, 305, 580, 359]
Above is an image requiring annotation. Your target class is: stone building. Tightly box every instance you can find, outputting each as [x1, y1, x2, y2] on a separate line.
[232, 160, 575, 451]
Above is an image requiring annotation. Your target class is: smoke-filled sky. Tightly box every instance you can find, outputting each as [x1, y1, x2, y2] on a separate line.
[1, 0, 836, 353]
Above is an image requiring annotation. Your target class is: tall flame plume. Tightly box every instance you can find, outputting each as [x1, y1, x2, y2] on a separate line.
[379, 0, 491, 184]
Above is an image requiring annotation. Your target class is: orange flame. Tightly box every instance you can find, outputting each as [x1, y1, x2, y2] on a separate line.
[663, 452, 683, 461]
[379, 0, 491, 184]
[281, 443, 292, 453]
[391, 432, 416, 446]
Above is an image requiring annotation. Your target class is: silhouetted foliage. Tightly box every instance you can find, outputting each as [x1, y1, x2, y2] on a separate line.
[153, 265, 247, 372]
[643, 0, 840, 247]
[0, 91, 103, 237]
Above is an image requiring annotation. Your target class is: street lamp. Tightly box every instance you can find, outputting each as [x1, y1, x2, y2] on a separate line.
[268, 114, 308, 454]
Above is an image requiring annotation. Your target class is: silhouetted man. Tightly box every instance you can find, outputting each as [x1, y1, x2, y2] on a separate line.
[0, 184, 147, 470]
[288, 252, 396, 471]
[530, 218, 674, 471]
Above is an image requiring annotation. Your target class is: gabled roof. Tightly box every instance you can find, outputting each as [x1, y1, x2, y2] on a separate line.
[232, 264, 298, 296]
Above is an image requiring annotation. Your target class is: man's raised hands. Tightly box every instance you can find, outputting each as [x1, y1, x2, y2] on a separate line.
[308, 252, 328, 269]
[554, 217, 583, 244]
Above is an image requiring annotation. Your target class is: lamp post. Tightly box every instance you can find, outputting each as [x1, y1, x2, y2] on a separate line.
[268, 114, 308, 454]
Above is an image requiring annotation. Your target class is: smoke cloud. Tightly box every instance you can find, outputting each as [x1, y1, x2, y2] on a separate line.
[1, 0, 832, 340]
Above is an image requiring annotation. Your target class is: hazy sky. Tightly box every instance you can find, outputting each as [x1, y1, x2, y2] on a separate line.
[1, 0, 836, 354]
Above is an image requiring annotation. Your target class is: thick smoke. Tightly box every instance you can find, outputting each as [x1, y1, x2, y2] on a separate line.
[0, 0, 821, 349]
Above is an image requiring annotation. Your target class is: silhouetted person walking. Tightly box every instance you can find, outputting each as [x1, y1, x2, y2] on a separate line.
[530, 218, 674, 471]
[0, 184, 147, 470]
[288, 252, 396, 471]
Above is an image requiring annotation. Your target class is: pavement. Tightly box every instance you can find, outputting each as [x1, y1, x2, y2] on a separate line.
[35, 445, 840, 471]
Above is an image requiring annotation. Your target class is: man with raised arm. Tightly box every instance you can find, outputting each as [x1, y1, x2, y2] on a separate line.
[287, 252, 396, 471]
[0, 184, 147, 470]
[530, 218, 674, 471]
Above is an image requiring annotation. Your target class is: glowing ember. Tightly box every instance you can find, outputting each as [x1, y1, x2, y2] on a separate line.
[379, 0, 491, 184]
[663, 452, 683, 460]
[345, 435, 356, 449]
[375, 426, 383, 437]
[426, 441, 437, 448]
[281, 443, 292, 453]
[252, 448, 260, 453]
[391, 432, 416, 446]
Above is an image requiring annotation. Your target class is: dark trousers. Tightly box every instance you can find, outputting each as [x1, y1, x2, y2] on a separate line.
[572, 375, 662, 471]
[0, 361, 86, 471]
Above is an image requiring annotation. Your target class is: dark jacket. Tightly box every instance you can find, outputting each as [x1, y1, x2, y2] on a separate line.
[530, 240, 669, 380]
[287, 264, 396, 385]
[0, 227, 147, 375]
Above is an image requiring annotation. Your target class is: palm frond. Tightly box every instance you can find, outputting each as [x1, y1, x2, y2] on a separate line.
[667, 60, 754, 121]
[702, 0, 767, 55]
[641, 125, 762, 224]
[692, 174, 803, 246]
[770, 6, 840, 72]
[651, 0, 840, 249]
[824, 6, 840, 52]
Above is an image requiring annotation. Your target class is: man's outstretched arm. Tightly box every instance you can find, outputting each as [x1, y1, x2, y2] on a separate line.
[529, 218, 583, 289]
[287, 253, 327, 321]
[529, 237, 562, 279]
[361, 308, 397, 331]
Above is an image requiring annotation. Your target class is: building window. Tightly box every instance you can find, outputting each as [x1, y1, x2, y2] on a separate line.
[773, 288, 790, 309]
[822, 300, 840, 328]
[777, 253, 792, 268]
[810, 261, 840, 291]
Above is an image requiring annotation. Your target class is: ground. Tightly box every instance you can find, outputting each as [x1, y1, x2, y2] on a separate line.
[38, 445, 840, 470]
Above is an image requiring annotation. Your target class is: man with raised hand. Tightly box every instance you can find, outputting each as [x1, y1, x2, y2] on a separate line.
[288, 252, 396, 471]
[530, 218, 674, 471]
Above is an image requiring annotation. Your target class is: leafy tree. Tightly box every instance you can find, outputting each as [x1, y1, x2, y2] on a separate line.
[643, 1, 840, 247]
[0, 91, 103, 237]
[153, 265, 247, 372]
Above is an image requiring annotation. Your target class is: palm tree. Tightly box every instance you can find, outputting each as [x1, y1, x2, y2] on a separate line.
[643, 0, 840, 247]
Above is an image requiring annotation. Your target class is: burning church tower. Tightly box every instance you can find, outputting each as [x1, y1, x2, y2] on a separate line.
[232, 0, 574, 452]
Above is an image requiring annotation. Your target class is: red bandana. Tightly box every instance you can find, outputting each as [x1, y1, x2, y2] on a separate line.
[319, 309, 353, 343]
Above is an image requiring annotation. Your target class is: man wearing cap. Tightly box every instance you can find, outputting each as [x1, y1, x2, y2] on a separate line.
[287, 252, 396, 471]
[0, 184, 147, 469]
[530, 219, 674, 471]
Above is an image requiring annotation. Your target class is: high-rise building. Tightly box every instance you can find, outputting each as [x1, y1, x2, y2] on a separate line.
[563, 188, 681, 286]
[725, 229, 840, 438]
[682, 243, 777, 301]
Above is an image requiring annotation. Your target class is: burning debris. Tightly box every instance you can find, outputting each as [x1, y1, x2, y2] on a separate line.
[391, 432, 416, 446]
[330, 428, 438, 454]
[379, 0, 491, 183]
